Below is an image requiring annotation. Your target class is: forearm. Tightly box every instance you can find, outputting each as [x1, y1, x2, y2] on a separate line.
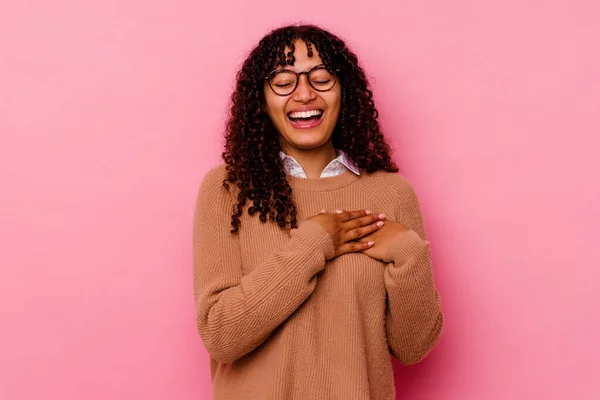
[196, 220, 333, 363]
[383, 230, 443, 364]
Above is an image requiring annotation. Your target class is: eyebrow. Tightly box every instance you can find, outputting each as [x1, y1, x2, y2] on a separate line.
[273, 64, 325, 73]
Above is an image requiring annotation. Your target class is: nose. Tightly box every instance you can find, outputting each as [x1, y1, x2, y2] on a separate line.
[293, 74, 317, 103]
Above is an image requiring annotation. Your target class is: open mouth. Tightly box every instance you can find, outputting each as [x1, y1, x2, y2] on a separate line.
[287, 109, 324, 129]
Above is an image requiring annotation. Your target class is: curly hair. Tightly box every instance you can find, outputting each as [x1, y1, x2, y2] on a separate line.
[222, 24, 398, 233]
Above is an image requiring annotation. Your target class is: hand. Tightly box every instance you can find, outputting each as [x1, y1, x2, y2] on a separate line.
[307, 209, 386, 260]
[358, 220, 409, 261]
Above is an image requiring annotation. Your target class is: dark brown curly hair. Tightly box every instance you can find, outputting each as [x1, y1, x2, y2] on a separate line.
[222, 24, 398, 233]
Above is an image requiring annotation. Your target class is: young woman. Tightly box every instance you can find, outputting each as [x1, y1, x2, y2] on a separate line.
[193, 24, 443, 399]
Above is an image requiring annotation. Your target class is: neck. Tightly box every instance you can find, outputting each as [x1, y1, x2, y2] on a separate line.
[282, 142, 337, 179]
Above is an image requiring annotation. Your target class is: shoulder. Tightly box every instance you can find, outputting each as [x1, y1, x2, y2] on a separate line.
[361, 170, 427, 235]
[359, 170, 420, 204]
[196, 164, 236, 205]
[200, 164, 228, 188]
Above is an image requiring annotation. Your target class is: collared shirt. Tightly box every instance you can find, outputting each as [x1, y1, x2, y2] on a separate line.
[279, 150, 361, 178]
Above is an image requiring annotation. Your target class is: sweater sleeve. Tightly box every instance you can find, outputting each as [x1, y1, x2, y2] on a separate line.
[382, 181, 443, 365]
[193, 167, 335, 364]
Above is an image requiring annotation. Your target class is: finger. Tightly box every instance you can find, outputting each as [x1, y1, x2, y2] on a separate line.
[344, 220, 384, 241]
[336, 240, 374, 256]
[344, 214, 380, 231]
[338, 209, 371, 222]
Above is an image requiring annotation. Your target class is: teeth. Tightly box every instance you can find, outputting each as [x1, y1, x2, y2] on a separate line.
[288, 110, 323, 119]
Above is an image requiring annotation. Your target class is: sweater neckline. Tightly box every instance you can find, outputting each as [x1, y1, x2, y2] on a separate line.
[286, 169, 361, 192]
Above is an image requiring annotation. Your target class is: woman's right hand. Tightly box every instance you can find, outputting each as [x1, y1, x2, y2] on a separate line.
[307, 210, 385, 260]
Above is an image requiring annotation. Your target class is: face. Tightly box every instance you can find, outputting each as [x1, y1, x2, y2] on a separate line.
[263, 40, 341, 154]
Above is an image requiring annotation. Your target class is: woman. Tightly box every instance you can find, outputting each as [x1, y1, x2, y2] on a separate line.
[193, 24, 443, 399]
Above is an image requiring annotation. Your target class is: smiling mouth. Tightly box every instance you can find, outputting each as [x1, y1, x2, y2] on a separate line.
[287, 109, 324, 129]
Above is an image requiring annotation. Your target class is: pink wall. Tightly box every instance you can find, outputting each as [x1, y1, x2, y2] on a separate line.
[1, 1, 599, 399]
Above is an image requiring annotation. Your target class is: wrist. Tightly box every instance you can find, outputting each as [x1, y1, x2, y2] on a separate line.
[295, 220, 336, 260]
[383, 230, 428, 264]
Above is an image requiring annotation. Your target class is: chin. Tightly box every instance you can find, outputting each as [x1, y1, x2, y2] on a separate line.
[285, 132, 331, 151]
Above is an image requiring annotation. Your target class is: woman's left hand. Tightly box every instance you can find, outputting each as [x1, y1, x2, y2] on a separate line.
[358, 219, 409, 261]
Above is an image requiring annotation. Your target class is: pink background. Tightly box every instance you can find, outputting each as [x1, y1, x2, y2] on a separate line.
[1, 1, 599, 399]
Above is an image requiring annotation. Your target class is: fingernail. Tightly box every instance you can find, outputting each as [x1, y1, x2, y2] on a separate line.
[365, 210, 372, 215]
[368, 241, 375, 246]
[378, 213, 385, 219]
[376, 221, 384, 227]
[335, 210, 343, 214]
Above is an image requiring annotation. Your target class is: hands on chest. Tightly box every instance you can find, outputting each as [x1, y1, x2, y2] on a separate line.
[307, 209, 408, 261]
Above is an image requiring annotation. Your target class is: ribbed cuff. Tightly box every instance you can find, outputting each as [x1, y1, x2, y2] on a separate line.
[383, 230, 429, 264]
[294, 220, 336, 261]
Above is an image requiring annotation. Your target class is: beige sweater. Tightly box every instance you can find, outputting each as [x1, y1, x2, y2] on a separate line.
[193, 164, 443, 400]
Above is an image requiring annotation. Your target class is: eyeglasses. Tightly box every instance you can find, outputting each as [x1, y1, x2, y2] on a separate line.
[265, 64, 339, 96]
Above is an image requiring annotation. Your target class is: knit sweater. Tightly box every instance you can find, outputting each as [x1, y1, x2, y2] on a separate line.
[193, 164, 443, 400]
